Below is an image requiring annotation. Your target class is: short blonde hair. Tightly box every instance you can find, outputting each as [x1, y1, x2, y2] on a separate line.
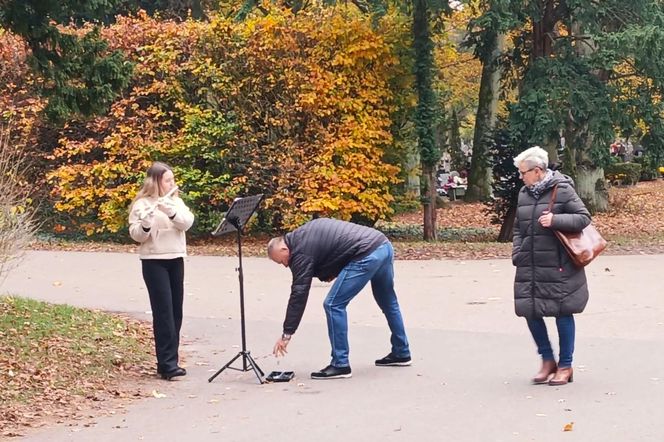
[513, 146, 548, 170]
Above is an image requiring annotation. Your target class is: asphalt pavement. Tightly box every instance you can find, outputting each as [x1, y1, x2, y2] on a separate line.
[2, 251, 663, 442]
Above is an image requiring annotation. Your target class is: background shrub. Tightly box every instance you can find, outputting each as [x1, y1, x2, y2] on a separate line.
[605, 162, 642, 185]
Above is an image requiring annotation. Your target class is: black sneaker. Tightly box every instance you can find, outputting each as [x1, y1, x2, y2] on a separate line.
[375, 353, 412, 366]
[310, 364, 352, 379]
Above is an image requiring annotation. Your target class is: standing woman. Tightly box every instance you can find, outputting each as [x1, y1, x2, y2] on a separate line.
[512, 146, 591, 386]
[129, 162, 195, 380]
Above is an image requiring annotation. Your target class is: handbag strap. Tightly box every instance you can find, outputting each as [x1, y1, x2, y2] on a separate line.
[546, 184, 559, 212]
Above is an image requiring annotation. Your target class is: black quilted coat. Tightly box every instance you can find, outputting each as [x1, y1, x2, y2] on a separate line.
[512, 172, 591, 318]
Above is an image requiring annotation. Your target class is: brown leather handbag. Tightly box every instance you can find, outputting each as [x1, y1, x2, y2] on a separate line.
[547, 185, 608, 267]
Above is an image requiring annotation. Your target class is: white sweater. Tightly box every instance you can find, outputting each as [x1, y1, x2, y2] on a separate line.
[128, 196, 195, 260]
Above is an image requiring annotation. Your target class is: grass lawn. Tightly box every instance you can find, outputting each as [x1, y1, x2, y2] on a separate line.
[0, 296, 154, 437]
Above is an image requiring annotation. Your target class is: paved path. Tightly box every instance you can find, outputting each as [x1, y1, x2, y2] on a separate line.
[2, 251, 663, 441]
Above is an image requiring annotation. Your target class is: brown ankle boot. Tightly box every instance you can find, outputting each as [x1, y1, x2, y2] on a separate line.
[549, 367, 573, 386]
[532, 359, 557, 384]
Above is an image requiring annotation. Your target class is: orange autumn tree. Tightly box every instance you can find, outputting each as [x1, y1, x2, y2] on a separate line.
[46, 7, 402, 235]
[193, 8, 402, 229]
[0, 30, 45, 158]
[299, 11, 401, 226]
[46, 16, 217, 235]
[0, 29, 51, 229]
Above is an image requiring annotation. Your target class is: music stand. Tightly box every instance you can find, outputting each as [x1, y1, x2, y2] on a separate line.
[208, 194, 265, 384]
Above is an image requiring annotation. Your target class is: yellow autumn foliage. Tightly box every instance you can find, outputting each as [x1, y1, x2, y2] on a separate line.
[41, 7, 403, 233]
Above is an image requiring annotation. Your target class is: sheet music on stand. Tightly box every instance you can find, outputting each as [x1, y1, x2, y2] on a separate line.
[212, 194, 264, 236]
[208, 193, 266, 384]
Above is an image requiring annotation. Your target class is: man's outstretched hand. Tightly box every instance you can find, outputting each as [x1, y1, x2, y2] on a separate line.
[273, 336, 290, 357]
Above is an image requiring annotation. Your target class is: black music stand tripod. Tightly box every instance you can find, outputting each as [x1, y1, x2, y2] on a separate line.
[208, 194, 265, 384]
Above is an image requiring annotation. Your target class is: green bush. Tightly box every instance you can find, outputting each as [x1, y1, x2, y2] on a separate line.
[374, 221, 497, 241]
[391, 195, 421, 215]
[604, 162, 642, 185]
[633, 155, 660, 181]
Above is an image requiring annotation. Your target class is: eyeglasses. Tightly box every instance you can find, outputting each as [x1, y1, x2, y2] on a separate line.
[519, 166, 539, 178]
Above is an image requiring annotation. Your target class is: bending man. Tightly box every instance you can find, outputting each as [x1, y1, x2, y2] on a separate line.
[268, 218, 411, 379]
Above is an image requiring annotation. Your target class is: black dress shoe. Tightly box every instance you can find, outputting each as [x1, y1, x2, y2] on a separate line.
[161, 367, 187, 380]
[310, 364, 352, 380]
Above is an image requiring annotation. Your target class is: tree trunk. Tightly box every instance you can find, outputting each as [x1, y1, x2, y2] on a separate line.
[575, 165, 609, 213]
[532, 1, 556, 60]
[466, 31, 504, 202]
[564, 19, 609, 213]
[497, 204, 516, 242]
[191, 0, 205, 20]
[528, 0, 560, 166]
[448, 110, 464, 172]
[405, 148, 421, 197]
[412, 0, 439, 240]
[422, 163, 438, 240]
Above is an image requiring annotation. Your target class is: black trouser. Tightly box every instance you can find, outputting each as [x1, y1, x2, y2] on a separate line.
[142, 258, 184, 373]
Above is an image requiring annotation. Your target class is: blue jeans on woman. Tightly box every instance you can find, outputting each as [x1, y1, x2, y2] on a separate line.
[323, 242, 410, 367]
[526, 315, 575, 368]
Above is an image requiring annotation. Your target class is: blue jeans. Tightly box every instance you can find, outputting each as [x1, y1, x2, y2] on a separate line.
[526, 315, 575, 368]
[323, 242, 410, 367]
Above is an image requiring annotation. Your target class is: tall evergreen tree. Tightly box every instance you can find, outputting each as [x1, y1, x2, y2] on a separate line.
[473, 0, 664, 213]
[408, 0, 452, 240]
[0, 1, 135, 121]
[413, 0, 443, 240]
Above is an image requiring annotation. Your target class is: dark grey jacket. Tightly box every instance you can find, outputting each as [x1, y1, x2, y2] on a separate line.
[512, 172, 591, 318]
[283, 218, 387, 334]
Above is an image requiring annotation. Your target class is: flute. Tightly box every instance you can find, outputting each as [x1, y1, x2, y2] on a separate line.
[143, 186, 178, 217]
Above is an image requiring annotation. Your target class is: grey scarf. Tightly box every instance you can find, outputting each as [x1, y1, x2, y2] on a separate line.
[528, 169, 554, 199]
